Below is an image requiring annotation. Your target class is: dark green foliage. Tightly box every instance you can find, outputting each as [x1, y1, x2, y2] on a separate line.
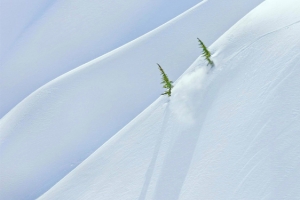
[157, 63, 173, 97]
[197, 38, 214, 67]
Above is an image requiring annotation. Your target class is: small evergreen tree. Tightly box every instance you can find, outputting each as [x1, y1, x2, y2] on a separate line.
[157, 63, 173, 97]
[197, 38, 214, 67]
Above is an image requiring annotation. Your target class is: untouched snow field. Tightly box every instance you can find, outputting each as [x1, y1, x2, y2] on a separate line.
[38, 0, 300, 199]
[0, 0, 264, 199]
[0, 0, 203, 118]
[2, 0, 300, 199]
[0, 0, 259, 118]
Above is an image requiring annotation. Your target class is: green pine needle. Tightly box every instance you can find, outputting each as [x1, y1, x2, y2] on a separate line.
[157, 64, 173, 97]
[197, 38, 214, 67]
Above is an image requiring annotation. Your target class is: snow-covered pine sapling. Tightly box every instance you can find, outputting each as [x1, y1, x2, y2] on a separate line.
[157, 63, 173, 97]
[197, 38, 214, 68]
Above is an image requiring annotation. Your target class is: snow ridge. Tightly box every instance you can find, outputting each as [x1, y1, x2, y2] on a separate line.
[39, 0, 300, 199]
[0, 0, 264, 199]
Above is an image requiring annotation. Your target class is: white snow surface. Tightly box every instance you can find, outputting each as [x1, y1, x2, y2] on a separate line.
[38, 0, 300, 199]
[0, 0, 202, 117]
[0, 0, 264, 199]
[0, 0, 258, 118]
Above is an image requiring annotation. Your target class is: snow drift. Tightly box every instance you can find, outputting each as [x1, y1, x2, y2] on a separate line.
[0, 0, 263, 199]
[0, 0, 258, 119]
[38, 0, 300, 199]
[0, 0, 203, 118]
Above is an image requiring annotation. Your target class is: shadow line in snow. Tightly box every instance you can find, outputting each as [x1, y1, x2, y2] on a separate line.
[153, 70, 224, 200]
[138, 100, 171, 200]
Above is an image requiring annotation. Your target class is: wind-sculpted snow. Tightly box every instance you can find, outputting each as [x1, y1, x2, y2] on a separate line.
[0, 0, 264, 199]
[0, 0, 203, 118]
[0, 0, 264, 119]
[38, 0, 300, 199]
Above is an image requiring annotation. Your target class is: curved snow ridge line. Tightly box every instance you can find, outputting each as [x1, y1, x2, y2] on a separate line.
[0, 0, 266, 199]
[0, 1, 209, 122]
[31, 0, 210, 89]
[225, 20, 300, 63]
[37, 0, 300, 198]
[209, 0, 300, 61]
[0, 0, 212, 119]
[36, 97, 169, 199]
[35, 1, 299, 199]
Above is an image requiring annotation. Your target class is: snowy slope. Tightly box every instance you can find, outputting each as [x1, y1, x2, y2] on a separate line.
[38, 0, 300, 199]
[0, 0, 55, 58]
[0, 0, 203, 118]
[0, 0, 263, 199]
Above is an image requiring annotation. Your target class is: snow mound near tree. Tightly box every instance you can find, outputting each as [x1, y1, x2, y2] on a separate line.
[0, 0, 261, 118]
[0, 0, 263, 199]
[38, 0, 300, 199]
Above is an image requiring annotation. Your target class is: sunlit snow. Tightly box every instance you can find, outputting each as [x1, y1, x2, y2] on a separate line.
[1, 0, 299, 199]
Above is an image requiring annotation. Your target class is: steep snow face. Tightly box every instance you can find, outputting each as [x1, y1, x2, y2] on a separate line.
[0, 0, 206, 118]
[38, 0, 300, 199]
[0, 0, 202, 118]
[0, 0, 263, 199]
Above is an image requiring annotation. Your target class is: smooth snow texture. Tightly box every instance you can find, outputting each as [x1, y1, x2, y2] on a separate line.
[0, 0, 55, 58]
[0, 0, 263, 199]
[39, 0, 300, 199]
[0, 0, 201, 118]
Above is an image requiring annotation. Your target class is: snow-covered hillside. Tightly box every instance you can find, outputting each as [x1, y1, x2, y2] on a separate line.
[0, 0, 206, 118]
[38, 0, 300, 199]
[0, 0, 264, 199]
[0, 0, 261, 119]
